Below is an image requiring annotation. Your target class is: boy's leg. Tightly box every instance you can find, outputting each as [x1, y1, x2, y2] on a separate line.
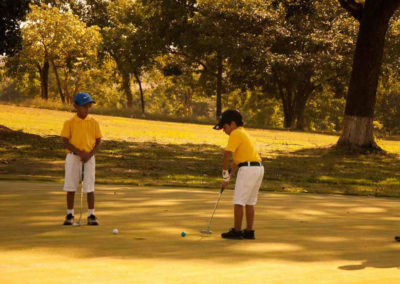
[221, 205, 244, 239]
[234, 204, 244, 231]
[64, 192, 76, 225]
[84, 156, 98, 225]
[245, 205, 255, 230]
[221, 167, 246, 239]
[63, 153, 80, 225]
[87, 192, 94, 210]
[67, 192, 75, 210]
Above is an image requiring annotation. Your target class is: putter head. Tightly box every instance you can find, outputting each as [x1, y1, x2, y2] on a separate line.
[200, 229, 212, 234]
[73, 221, 81, 226]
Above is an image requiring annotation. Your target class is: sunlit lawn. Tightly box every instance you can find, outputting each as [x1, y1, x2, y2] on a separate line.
[1, 104, 400, 196]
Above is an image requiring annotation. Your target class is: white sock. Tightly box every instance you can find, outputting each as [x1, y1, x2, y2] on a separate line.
[67, 209, 74, 215]
[88, 209, 95, 216]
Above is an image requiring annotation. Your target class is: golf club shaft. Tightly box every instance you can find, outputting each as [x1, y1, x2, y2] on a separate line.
[78, 163, 84, 223]
[206, 186, 224, 231]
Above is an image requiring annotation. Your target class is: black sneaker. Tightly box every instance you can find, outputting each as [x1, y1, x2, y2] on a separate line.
[221, 228, 243, 239]
[243, 229, 255, 239]
[87, 214, 99, 226]
[63, 213, 74, 225]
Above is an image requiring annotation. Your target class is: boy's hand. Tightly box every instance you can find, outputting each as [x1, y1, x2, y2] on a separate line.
[79, 151, 92, 163]
[222, 169, 230, 187]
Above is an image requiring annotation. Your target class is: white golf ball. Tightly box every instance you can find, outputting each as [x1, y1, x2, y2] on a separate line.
[112, 228, 119, 234]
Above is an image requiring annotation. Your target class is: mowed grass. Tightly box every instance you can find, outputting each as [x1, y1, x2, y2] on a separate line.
[1, 104, 400, 196]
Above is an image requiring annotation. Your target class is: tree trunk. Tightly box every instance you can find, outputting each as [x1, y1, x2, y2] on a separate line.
[216, 52, 223, 118]
[184, 90, 192, 118]
[133, 71, 145, 114]
[72, 83, 79, 103]
[272, 67, 295, 129]
[338, 115, 375, 147]
[37, 61, 49, 100]
[294, 78, 314, 130]
[121, 71, 133, 108]
[51, 60, 65, 104]
[337, 0, 400, 151]
[63, 70, 71, 104]
[294, 95, 307, 130]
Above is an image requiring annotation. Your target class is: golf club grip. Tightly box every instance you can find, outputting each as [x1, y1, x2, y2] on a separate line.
[82, 163, 85, 181]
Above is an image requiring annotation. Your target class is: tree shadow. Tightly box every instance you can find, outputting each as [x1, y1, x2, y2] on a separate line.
[263, 147, 400, 196]
[1, 181, 400, 270]
[0, 128, 222, 186]
[2, 126, 400, 269]
[2, 128, 400, 197]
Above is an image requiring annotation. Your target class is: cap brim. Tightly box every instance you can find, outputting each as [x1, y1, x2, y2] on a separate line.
[213, 124, 222, 130]
[76, 100, 95, 106]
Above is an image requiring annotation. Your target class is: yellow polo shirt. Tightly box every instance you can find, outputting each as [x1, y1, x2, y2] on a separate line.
[61, 115, 102, 152]
[225, 127, 261, 165]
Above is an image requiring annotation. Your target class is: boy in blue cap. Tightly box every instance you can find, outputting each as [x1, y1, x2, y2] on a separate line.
[214, 109, 264, 239]
[61, 92, 102, 225]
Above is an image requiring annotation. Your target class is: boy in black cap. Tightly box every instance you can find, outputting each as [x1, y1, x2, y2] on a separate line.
[214, 109, 264, 239]
[60, 92, 102, 225]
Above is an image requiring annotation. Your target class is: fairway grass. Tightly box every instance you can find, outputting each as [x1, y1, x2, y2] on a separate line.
[1, 104, 400, 196]
[2, 181, 400, 283]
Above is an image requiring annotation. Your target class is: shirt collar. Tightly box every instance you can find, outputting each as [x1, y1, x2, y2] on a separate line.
[74, 114, 90, 121]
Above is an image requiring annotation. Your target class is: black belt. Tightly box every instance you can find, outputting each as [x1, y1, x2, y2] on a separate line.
[238, 161, 262, 168]
[70, 152, 78, 155]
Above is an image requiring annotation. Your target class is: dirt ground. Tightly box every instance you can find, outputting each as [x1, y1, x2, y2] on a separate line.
[1, 181, 400, 283]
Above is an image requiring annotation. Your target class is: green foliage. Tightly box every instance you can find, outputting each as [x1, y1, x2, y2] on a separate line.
[1, 0, 400, 134]
[375, 79, 400, 135]
[305, 88, 346, 132]
[21, 4, 102, 102]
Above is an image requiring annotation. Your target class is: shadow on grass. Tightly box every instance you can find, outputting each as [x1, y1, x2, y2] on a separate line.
[263, 147, 400, 197]
[1, 181, 400, 270]
[1, 127, 400, 196]
[0, 128, 222, 187]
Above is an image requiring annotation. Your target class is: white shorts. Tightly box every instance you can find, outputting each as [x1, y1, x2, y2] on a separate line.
[234, 165, 264, 206]
[63, 153, 96, 193]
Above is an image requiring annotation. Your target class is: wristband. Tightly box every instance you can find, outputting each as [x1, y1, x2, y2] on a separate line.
[222, 169, 230, 182]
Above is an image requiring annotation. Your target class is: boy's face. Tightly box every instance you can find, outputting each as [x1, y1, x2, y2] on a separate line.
[74, 103, 92, 119]
[222, 121, 237, 135]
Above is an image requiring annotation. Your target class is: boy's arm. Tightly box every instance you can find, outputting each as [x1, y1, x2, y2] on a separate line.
[222, 151, 232, 187]
[230, 163, 238, 177]
[82, 138, 101, 163]
[222, 150, 231, 171]
[62, 137, 83, 155]
[62, 137, 101, 163]
[90, 138, 101, 157]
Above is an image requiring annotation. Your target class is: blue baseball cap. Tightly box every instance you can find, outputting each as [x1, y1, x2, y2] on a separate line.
[74, 92, 95, 106]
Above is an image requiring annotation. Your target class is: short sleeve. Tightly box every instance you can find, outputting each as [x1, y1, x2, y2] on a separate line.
[60, 120, 71, 139]
[94, 121, 102, 139]
[225, 131, 241, 152]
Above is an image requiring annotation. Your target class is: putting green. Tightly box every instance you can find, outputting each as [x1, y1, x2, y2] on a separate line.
[1, 181, 400, 283]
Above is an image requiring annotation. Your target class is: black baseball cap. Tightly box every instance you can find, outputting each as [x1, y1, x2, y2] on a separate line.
[213, 109, 243, 130]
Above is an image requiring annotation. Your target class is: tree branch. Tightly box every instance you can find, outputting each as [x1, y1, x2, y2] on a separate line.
[338, 0, 364, 21]
[167, 47, 209, 73]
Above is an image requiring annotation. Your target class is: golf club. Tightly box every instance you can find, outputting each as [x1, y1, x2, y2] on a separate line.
[73, 163, 84, 226]
[200, 186, 225, 234]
